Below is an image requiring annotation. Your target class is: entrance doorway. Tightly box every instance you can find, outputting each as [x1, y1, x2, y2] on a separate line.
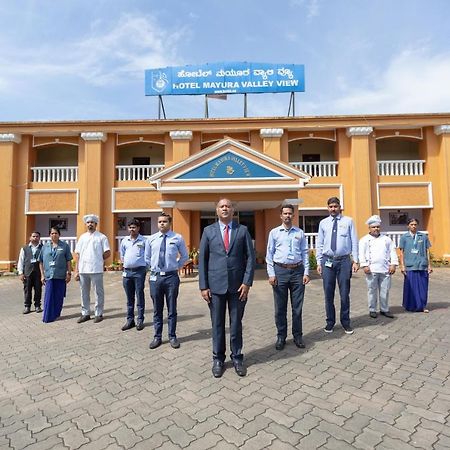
[199, 211, 255, 240]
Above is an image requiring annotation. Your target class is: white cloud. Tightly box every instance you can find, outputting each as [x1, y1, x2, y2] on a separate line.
[0, 13, 186, 92]
[329, 50, 450, 114]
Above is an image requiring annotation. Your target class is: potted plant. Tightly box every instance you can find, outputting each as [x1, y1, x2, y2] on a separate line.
[189, 248, 199, 266]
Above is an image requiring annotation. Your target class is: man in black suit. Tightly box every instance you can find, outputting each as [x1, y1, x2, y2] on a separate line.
[17, 231, 43, 314]
[199, 198, 255, 378]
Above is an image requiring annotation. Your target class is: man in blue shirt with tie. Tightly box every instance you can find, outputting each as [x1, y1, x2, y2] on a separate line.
[316, 197, 359, 334]
[120, 219, 151, 332]
[266, 204, 310, 350]
[148, 213, 188, 349]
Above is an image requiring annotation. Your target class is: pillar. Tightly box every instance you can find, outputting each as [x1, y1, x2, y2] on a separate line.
[0, 134, 21, 270]
[343, 127, 375, 235]
[169, 131, 193, 165]
[428, 125, 450, 258]
[78, 132, 109, 250]
[260, 128, 284, 161]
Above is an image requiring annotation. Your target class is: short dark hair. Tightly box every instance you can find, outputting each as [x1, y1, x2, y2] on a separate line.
[327, 197, 341, 206]
[159, 212, 172, 223]
[128, 219, 141, 227]
[50, 227, 61, 236]
[407, 218, 419, 225]
[280, 203, 295, 213]
[30, 231, 41, 237]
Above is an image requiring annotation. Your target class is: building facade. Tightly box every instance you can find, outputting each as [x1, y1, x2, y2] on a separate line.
[1, 113, 449, 270]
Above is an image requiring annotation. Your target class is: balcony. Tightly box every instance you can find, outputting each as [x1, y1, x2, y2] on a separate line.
[116, 165, 165, 181]
[31, 166, 78, 182]
[377, 160, 425, 176]
[41, 237, 77, 252]
[290, 161, 338, 177]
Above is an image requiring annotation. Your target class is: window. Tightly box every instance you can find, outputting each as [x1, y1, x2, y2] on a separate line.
[132, 157, 150, 165]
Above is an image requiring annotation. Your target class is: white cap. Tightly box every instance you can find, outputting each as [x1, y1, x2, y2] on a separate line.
[83, 214, 99, 224]
[366, 215, 381, 226]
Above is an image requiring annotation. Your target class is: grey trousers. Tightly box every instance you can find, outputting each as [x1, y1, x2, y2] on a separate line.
[79, 273, 105, 317]
[365, 272, 391, 312]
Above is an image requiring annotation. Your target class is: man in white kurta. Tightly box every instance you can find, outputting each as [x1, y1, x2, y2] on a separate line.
[74, 214, 111, 323]
[359, 215, 398, 319]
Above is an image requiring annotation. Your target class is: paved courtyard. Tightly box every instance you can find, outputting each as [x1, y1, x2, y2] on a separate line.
[1, 268, 450, 449]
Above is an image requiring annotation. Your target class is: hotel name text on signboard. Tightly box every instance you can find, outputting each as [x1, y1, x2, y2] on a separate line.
[145, 62, 305, 96]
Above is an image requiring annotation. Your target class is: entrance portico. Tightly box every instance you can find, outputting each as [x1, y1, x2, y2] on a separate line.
[148, 138, 311, 255]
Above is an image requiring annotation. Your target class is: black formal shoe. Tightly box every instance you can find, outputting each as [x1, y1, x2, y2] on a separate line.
[275, 337, 286, 351]
[380, 311, 394, 318]
[35, 306, 42, 313]
[121, 320, 135, 331]
[169, 337, 180, 349]
[212, 360, 224, 378]
[23, 307, 31, 314]
[294, 337, 306, 349]
[136, 321, 144, 331]
[77, 315, 91, 323]
[233, 360, 247, 377]
[343, 326, 354, 335]
[93, 315, 103, 323]
[369, 311, 377, 318]
[149, 338, 162, 349]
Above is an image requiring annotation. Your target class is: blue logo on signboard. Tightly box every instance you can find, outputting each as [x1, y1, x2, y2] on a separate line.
[145, 62, 305, 96]
[175, 152, 285, 180]
[151, 71, 170, 93]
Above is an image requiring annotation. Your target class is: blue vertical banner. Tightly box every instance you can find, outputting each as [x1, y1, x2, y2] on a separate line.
[145, 62, 305, 96]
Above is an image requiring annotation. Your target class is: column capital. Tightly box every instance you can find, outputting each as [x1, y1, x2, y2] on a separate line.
[260, 128, 284, 138]
[157, 200, 176, 208]
[0, 133, 21, 144]
[170, 131, 193, 141]
[80, 132, 107, 142]
[434, 125, 450, 135]
[346, 126, 373, 137]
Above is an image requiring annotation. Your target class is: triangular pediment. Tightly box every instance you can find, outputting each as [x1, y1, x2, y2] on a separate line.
[148, 138, 310, 193]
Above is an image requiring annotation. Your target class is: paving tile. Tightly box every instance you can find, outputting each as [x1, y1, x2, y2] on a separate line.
[0, 271, 450, 449]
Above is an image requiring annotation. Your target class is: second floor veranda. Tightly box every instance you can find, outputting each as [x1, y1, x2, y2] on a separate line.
[31, 159, 426, 182]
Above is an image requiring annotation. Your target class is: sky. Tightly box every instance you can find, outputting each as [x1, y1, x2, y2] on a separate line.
[1, 0, 450, 122]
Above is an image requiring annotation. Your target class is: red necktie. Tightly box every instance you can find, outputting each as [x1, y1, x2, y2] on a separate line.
[223, 225, 229, 252]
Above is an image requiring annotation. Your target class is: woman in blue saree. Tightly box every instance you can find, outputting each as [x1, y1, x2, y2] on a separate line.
[39, 227, 73, 322]
[399, 218, 432, 312]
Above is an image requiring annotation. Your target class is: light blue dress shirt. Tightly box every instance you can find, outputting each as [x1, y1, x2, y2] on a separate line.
[120, 234, 151, 269]
[316, 215, 359, 265]
[265, 225, 310, 277]
[148, 230, 189, 272]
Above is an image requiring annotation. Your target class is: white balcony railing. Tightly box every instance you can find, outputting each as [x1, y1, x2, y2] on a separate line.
[377, 160, 425, 176]
[41, 237, 77, 253]
[116, 165, 164, 181]
[290, 161, 338, 177]
[31, 166, 78, 182]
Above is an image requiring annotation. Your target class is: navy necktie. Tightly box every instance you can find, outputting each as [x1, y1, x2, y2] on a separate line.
[158, 235, 167, 269]
[331, 217, 337, 252]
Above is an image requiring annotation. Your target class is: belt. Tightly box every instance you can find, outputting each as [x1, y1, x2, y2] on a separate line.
[324, 254, 350, 261]
[156, 270, 177, 276]
[274, 261, 303, 269]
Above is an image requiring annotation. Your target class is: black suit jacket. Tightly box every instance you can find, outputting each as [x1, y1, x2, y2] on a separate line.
[199, 221, 255, 295]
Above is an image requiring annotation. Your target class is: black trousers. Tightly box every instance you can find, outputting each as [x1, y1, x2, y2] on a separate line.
[209, 291, 247, 363]
[23, 270, 42, 308]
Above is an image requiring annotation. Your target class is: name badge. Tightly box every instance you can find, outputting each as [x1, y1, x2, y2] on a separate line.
[325, 260, 333, 268]
[287, 254, 295, 260]
[31, 259, 37, 263]
[411, 249, 419, 254]
[122, 271, 127, 278]
[49, 261, 56, 267]
[150, 274, 157, 281]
